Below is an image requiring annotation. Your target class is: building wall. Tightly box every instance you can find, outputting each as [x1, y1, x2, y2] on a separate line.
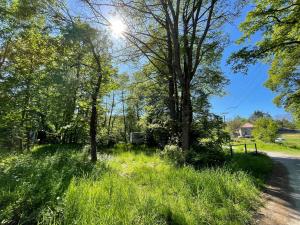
[239, 128, 253, 137]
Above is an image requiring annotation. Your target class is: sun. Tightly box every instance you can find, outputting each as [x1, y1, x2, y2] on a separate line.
[110, 18, 126, 37]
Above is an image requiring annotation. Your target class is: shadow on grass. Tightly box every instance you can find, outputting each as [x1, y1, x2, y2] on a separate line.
[31, 144, 84, 157]
[284, 144, 300, 150]
[102, 143, 159, 156]
[226, 152, 273, 186]
[0, 144, 107, 225]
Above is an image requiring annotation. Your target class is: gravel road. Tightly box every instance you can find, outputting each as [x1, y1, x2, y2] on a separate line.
[258, 151, 300, 225]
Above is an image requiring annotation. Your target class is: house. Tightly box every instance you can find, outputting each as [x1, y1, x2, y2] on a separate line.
[238, 123, 254, 137]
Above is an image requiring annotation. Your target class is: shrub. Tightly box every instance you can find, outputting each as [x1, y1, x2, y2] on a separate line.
[253, 118, 278, 142]
[160, 144, 185, 166]
[187, 143, 226, 168]
[145, 124, 169, 148]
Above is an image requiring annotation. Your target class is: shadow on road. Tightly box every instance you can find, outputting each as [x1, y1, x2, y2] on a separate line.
[258, 152, 300, 225]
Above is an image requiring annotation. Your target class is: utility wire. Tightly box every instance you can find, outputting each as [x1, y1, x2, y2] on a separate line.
[224, 65, 266, 114]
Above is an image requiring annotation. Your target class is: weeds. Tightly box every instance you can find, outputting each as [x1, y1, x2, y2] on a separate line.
[0, 145, 272, 225]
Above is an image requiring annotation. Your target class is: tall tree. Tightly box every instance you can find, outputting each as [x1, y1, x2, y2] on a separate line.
[229, 0, 300, 123]
[84, 0, 239, 151]
[63, 21, 115, 161]
[249, 110, 271, 122]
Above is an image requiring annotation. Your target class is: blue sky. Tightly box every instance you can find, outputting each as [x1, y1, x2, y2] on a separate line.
[210, 6, 289, 120]
[67, 1, 290, 120]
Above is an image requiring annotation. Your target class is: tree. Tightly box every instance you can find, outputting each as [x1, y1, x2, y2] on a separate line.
[64, 21, 116, 162]
[276, 118, 296, 130]
[252, 117, 278, 143]
[0, 1, 60, 150]
[249, 110, 271, 122]
[84, 0, 240, 151]
[0, 1, 118, 159]
[229, 0, 300, 123]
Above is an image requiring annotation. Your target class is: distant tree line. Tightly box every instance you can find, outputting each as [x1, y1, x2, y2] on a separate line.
[226, 110, 297, 142]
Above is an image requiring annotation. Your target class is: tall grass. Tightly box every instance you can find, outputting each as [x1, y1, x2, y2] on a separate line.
[227, 153, 273, 185]
[0, 145, 106, 224]
[47, 152, 262, 225]
[1, 146, 272, 225]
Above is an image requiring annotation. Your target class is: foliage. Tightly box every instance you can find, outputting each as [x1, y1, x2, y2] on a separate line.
[249, 110, 271, 122]
[252, 118, 279, 142]
[187, 147, 226, 169]
[182, 114, 230, 167]
[161, 144, 185, 166]
[227, 153, 273, 184]
[0, 145, 107, 225]
[276, 118, 297, 130]
[0, 2, 117, 154]
[50, 151, 261, 225]
[145, 123, 170, 148]
[194, 114, 230, 147]
[229, 0, 300, 123]
[87, 0, 242, 150]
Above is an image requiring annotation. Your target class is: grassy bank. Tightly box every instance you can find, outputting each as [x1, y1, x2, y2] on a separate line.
[281, 133, 300, 149]
[0, 145, 272, 225]
[231, 133, 300, 156]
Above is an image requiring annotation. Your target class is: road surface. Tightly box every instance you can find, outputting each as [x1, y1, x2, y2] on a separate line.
[257, 151, 300, 225]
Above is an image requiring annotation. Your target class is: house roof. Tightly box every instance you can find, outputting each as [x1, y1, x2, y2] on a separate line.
[241, 123, 254, 128]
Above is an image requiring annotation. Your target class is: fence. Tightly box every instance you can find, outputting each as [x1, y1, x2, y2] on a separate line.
[228, 143, 258, 157]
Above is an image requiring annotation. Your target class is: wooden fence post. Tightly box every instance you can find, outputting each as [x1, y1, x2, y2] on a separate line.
[244, 144, 247, 154]
[230, 145, 233, 157]
[254, 143, 258, 154]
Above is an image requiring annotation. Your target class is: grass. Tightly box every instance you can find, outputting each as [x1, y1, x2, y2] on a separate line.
[231, 133, 300, 156]
[0, 145, 107, 224]
[280, 133, 300, 149]
[227, 153, 273, 185]
[0, 144, 273, 225]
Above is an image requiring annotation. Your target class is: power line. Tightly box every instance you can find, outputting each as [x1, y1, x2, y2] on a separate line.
[224, 65, 267, 114]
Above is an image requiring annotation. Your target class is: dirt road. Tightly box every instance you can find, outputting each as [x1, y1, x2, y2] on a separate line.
[257, 152, 300, 225]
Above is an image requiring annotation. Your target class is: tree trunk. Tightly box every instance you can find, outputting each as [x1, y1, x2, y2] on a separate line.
[90, 96, 98, 162]
[89, 75, 101, 162]
[89, 40, 103, 162]
[166, 16, 179, 136]
[168, 75, 177, 121]
[121, 90, 127, 143]
[181, 81, 192, 151]
[107, 91, 115, 135]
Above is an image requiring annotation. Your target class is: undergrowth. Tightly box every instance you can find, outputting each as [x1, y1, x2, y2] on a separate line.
[0, 145, 107, 224]
[0, 145, 272, 225]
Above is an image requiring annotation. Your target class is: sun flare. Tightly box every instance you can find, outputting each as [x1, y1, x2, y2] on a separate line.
[110, 18, 126, 37]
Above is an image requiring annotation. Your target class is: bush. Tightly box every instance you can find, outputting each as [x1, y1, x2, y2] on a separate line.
[160, 144, 185, 166]
[253, 118, 278, 142]
[145, 124, 169, 148]
[187, 143, 226, 168]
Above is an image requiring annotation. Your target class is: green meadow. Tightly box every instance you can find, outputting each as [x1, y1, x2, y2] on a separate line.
[0, 145, 272, 225]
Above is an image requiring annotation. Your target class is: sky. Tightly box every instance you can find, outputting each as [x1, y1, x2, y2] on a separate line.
[67, 1, 291, 121]
[209, 6, 290, 121]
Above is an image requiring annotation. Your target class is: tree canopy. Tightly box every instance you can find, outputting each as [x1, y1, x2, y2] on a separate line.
[252, 117, 279, 143]
[229, 0, 300, 123]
